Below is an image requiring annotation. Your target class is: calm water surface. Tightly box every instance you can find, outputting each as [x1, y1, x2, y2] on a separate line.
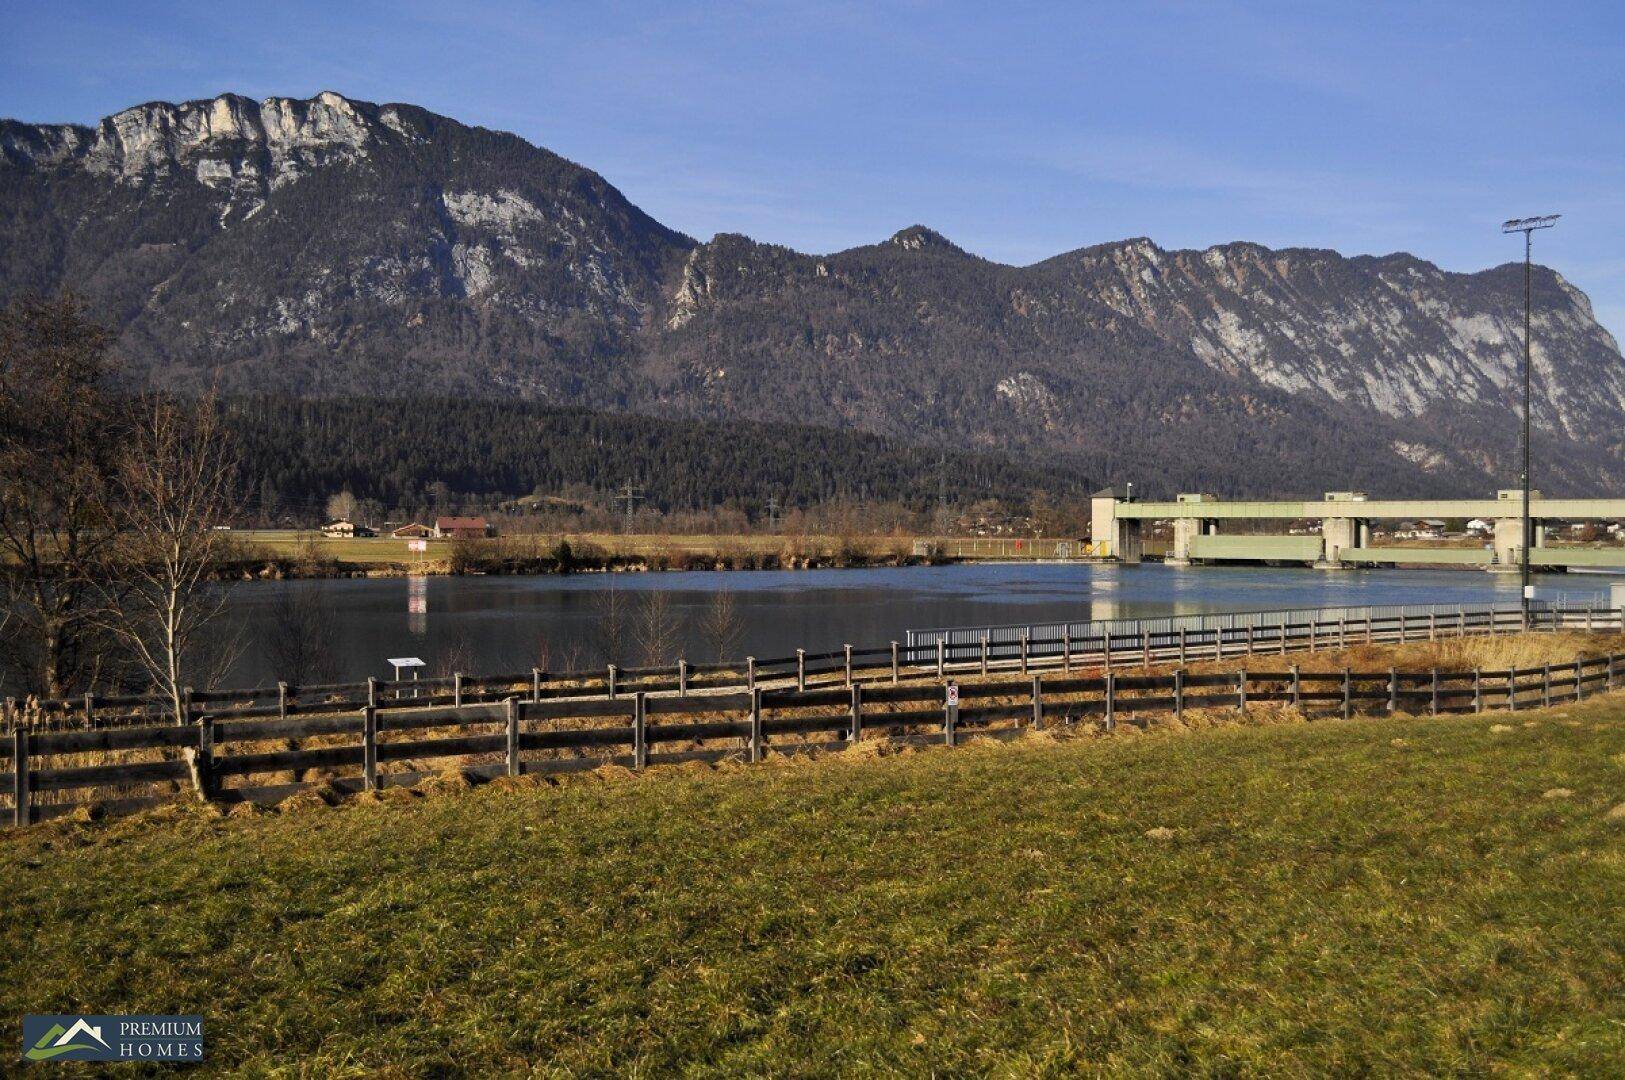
[216, 563, 1611, 686]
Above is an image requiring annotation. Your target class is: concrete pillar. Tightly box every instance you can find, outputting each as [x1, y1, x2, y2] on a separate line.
[1317, 516, 1360, 569]
[1090, 488, 1142, 564]
[1167, 518, 1201, 567]
[1491, 517, 1523, 572]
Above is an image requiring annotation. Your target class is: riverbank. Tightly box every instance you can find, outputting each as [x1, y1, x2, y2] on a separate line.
[224, 530, 949, 579]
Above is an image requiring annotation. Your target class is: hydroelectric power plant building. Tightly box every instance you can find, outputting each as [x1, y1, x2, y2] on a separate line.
[1090, 489, 1625, 571]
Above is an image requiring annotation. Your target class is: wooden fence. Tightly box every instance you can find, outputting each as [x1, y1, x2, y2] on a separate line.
[7, 604, 1620, 736]
[4, 647, 1620, 828]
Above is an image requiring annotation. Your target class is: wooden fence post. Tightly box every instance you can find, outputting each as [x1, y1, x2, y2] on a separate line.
[891, 642, 900, 684]
[1142, 629, 1151, 669]
[362, 703, 378, 792]
[749, 688, 764, 763]
[454, 672, 463, 708]
[1429, 669, 1439, 716]
[1105, 671, 1117, 731]
[746, 657, 757, 693]
[531, 667, 542, 702]
[1104, 631, 1114, 671]
[1608, 652, 1617, 690]
[1387, 668, 1398, 713]
[844, 644, 854, 687]
[1179, 629, 1188, 666]
[83, 691, 95, 724]
[1245, 624, 1255, 657]
[1542, 665, 1552, 708]
[1173, 669, 1184, 723]
[1063, 628, 1072, 674]
[1341, 668, 1352, 720]
[1308, 620, 1315, 654]
[607, 665, 618, 701]
[981, 635, 990, 676]
[1340, 614, 1348, 650]
[1279, 620, 1288, 656]
[1032, 675, 1043, 731]
[850, 685, 863, 744]
[193, 707, 214, 802]
[277, 681, 288, 719]
[1290, 665, 1301, 709]
[943, 684, 958, 747]
[935, 641, 945, 681]
[634, 693, 648, 769]
[1473, 668, 1483, 713]
[1429, 611, 1437, 642]
[367, 676, 378, 711]
[799, 649, 809, 691]
[1020, 631, 1030, 675]
[1238, 669, 1248, 711]
[1574, 658, 1584, 701]
[1507, 670, 1518, 713]
[12, 728, 28, 828]
[678, 659, 689, 698]
[505, 697, 521, 777]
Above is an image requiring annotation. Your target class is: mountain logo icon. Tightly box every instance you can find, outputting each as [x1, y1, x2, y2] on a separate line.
[24, 1017, 111, 1061]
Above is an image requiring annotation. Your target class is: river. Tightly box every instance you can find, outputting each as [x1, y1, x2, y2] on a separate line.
[211, 563, 1616, 687]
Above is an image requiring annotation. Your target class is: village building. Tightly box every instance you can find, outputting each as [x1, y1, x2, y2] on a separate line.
[433, 516, 494, 540]
[321, 520, 375, 538]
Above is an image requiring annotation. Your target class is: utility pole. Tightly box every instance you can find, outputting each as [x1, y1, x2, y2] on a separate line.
[936, 452, 950, 536]
[614, 481, 645, 534]
[765, 495, 781, 533]
[1500, 214, 1559, 630]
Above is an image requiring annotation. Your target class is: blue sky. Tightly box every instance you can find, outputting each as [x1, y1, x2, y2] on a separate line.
[5, 2, 1623, 335]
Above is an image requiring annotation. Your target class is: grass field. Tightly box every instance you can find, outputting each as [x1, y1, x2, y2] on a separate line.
[2, 697, 1622, 1073]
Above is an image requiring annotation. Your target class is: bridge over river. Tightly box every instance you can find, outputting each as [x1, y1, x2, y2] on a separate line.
[1091, 489, 1625, 572]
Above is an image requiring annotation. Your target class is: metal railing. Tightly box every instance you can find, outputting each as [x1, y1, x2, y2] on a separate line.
[905, 598, 1620, 666]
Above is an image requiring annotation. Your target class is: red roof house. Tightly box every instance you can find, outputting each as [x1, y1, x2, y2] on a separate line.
[433, 516, 493, 540]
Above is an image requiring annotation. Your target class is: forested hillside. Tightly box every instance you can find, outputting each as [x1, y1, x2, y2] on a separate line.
[227, 397, 1092, 527]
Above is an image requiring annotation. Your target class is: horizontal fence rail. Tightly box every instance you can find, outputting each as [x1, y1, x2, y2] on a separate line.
[906, 600, 1621, 667]
[5, 604, 1621, 739]
[4, 647, 1619, 827]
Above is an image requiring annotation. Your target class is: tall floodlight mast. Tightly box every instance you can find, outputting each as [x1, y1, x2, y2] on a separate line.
[1499, 214, 1559, 630]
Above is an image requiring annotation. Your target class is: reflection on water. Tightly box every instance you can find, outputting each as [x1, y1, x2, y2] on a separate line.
[407, 575, 428, 637]
[203, 562, 1603, 688]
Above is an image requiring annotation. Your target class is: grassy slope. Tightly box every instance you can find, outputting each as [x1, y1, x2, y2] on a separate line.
[2, 700, 1622, 1075]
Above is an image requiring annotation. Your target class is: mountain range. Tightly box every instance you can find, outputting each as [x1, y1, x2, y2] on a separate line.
[4, 91, 1622, 498]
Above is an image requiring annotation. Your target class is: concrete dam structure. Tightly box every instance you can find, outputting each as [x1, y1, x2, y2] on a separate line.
[1091, 489, 1625, 571]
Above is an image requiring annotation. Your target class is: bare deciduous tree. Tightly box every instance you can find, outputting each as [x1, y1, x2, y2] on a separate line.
[699, 588, 744, 663]
[103, 394, 240, 722]
[591, 586, 630, 666]
[324, 489, 360, 524]
[0, 294, 124, 698]
[264, 587, 339, 688]
[634, 590, 681, 668]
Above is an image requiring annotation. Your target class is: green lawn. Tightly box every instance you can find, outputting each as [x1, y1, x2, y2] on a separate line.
[3, 700, 1622, 1074]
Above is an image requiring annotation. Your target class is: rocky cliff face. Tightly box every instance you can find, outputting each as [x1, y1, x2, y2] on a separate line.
[1042, 238, 1624, 440]
[1, 92, 693, 396]
[3, 92, 1621, 495]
